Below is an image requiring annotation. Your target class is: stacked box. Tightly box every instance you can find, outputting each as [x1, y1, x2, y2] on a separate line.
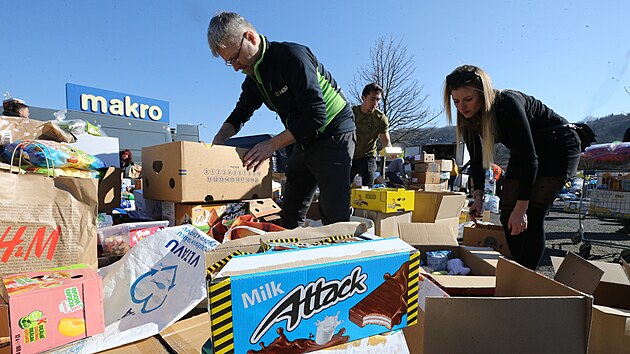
[351, 188, 415, 213]
[410, 153, 434, 163]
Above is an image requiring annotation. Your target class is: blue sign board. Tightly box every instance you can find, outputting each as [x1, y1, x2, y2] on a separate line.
[66, 83, 169, 123]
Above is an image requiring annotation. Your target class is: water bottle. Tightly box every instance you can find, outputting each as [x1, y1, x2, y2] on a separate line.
[353, 175, 363, 188]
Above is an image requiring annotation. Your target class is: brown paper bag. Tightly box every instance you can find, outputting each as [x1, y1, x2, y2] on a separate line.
[0, 170, 98, 276]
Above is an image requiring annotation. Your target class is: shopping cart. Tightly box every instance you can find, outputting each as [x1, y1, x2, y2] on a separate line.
[573, 170, 630, 259]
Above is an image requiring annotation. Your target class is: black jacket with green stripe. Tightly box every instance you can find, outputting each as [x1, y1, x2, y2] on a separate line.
[225, 35, 355, 149]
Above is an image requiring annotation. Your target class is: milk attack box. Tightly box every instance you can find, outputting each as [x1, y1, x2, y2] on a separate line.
[208, 237, 419, 354]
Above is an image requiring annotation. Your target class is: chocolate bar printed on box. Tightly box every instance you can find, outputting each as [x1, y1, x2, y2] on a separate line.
[349, 261, 409, 329]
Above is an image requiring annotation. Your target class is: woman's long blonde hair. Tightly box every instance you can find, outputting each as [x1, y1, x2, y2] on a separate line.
[443, 65, 496, 169]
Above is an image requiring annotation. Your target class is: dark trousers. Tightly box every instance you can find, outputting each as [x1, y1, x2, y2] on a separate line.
[385, 171, 404, 187]
[350, 156, 377, 187]
[280, 131, 355, 229]
[499, 126, 581, 270]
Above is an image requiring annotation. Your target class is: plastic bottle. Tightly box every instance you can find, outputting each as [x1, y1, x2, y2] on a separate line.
[353, 175, 362, 188]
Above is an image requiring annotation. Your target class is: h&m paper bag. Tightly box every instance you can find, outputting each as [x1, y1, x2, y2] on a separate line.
[0, 170, 98, 276]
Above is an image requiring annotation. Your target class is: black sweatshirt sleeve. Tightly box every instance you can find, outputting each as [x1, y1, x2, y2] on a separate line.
[464, 130, 485, 193]
[497, 94, 538, 199]
[224, 79, 264, 133]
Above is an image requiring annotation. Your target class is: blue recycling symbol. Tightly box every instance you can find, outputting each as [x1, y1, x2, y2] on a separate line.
[130, 264, 178, 313]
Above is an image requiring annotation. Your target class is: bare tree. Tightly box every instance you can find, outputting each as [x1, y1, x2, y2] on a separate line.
[350, 35, 440, 146]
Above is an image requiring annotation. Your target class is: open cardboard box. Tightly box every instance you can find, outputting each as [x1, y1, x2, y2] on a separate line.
[411, 190, 466, 223]
[462, 222, 512, 258]
[551, 252, 630, 353]
[205, 222, 420, 354]
[399, 222, 500, 295]
[404, 257, 594, 354]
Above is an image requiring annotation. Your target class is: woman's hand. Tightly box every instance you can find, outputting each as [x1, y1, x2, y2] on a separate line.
[507, 201, 529, 235]
[469, 197, 483, 222]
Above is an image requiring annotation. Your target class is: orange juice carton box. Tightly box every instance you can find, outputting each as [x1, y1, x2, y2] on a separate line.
[0, 264, 104, 354]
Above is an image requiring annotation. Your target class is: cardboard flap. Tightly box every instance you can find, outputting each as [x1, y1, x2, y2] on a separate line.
[398, 222, 457, 246]
[552, 256, 630, 287]
[593, 304, 630, 317]
[247, 198, 281, 218]
[623, 259, 630, 283]
[424, 296, 590, 354]
[428, 275, 495, 289]
[434, 193, 466, 220]
[552, 253, 604, 295]
[495, 258, 586, 297]
[160, 313, 211, 353]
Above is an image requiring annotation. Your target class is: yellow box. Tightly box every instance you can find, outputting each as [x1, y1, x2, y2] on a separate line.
[351, 188, 415, 213]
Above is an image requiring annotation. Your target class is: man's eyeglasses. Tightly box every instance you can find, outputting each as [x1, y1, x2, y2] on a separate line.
[225, 34, 245, 66]
[446, 70, 480, 87]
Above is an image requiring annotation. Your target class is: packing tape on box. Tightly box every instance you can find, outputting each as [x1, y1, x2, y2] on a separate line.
[407, 251, 420, 326]
[209, 278, 235, 354]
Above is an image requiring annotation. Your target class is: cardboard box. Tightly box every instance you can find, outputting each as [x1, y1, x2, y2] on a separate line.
[551, 253, 630, 353]
[411, 191, 466, 223]
[142, 142, 272, 202]
[97, 167, 122, 213]
[462, 223, 512, 258]
[410, 172, 441, 184]
[353, 209, 412, 238]
[1, 266, 104, 354]
[409, 183, 444, 192]
[434, 159, 453, 172]
[351, 188, 415, 213]
[133, 190, 163, 220]
[206, 223, 420, 354]
[411, 153, 434, 163]
[404, 257, 594, 354]
[412, 163, 440, 173]
[398, 222, 499, 295]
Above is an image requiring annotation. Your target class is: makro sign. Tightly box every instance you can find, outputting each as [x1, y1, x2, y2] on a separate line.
[66, 83, 169, 123]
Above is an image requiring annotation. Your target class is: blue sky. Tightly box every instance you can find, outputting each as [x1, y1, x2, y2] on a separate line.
[2, 1, 628, 143]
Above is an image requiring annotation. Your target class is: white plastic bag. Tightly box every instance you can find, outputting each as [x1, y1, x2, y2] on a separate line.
[54, 225, 219, 353]
[483, 195, 500, 214]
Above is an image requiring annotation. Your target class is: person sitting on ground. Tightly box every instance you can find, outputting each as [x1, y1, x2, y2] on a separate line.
[2, 98, 30, 118]
[385, 155, 410, 187]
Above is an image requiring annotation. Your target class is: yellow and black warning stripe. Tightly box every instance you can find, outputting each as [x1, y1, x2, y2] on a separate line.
[207, 250, 251, 277]
[267, 237, 300, 244]
[209, 278, 234, 354]
[311, 234, 354, 245]
[406, 251, 420, 326]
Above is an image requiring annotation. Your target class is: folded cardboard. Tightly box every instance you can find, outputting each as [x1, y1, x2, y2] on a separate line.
[206, 222, 419, 354]
[97, 167, 122, 213]
[462, 222, 512, 258]
[411, 190, 466, 223]
[1, 265, 104, 354]
[398, 222, 499, 296]
[142, 141, 272, 202]
[353, 210, 411, 238]
[351, 188, 414, 213]
[159, 313, 211, 353]
[551, 253, 630, 353]
[405, 257, 594, 354]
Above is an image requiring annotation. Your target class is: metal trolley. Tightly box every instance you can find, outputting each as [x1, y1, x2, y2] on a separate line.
[573, 169, 630, 260]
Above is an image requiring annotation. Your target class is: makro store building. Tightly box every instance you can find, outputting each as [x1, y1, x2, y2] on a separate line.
[29, 83, 199, 164]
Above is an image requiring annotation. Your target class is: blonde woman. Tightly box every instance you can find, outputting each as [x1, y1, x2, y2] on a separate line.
[444, 65, 581, 270]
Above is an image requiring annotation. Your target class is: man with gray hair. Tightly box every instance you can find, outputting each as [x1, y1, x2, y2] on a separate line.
[207, 11, 356, 229]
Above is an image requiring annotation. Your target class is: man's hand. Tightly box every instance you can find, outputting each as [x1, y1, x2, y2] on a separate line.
[243, 139, 276, 172]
